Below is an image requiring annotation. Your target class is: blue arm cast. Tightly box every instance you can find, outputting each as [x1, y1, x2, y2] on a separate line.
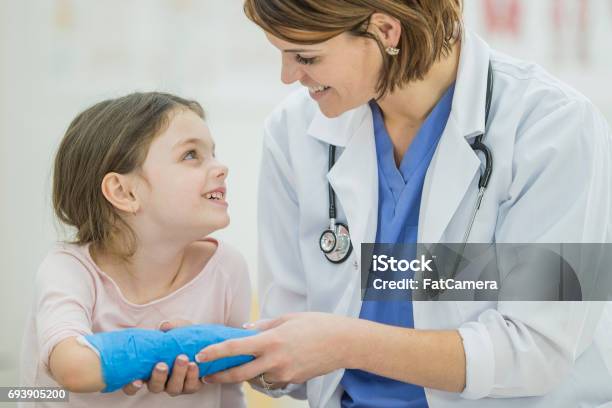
[83, 324, 257, 392]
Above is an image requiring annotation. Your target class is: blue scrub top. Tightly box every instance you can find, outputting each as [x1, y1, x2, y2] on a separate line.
[340, 83, 455, 408]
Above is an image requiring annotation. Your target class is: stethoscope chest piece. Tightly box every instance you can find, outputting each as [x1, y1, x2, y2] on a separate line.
[319, 144, 354, 264]
[319, 222, 352, 263]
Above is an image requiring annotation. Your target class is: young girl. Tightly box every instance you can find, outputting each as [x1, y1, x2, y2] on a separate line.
[19, 92, 251, 407]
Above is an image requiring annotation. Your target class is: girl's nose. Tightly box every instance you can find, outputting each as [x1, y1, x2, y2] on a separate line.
[214, 162, 228, 180]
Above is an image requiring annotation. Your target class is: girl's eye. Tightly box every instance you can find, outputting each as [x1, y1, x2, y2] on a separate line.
[295, 54, 316, 65]
[183, 150, 198, 160]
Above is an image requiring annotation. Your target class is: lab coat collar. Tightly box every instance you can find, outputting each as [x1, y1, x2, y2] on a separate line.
[451, 29, 492, 139]
[307, 102, 370, 147]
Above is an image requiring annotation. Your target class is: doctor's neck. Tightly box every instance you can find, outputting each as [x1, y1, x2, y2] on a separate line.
[376, 41, 460, 129]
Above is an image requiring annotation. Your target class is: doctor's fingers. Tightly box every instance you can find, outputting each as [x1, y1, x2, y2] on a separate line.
[196, 331, 270, 362]
[242, 317, 284, 331]
[203, 355, 276, 384]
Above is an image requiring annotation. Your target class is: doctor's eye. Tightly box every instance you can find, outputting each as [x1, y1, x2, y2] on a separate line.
[295, 54, 317, 65]
[183, 149, 198, 160]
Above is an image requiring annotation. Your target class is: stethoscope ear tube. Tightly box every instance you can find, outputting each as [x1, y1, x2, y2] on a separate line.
[471, 138, 493, 189]
[328, 145, 337, 220]
[475, 61, 494, 191]
[431, 61, 495, 297]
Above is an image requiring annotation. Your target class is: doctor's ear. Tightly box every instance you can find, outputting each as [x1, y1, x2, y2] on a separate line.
[101, 172, 141, 215]
[367, 12, 402, 49]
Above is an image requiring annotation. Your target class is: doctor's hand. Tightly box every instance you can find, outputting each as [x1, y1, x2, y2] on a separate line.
[196, 312, 355, 387]
[122, 319, 205, 397]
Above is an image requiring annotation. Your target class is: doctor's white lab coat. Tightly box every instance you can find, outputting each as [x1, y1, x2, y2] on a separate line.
[256, 29, 612, 407]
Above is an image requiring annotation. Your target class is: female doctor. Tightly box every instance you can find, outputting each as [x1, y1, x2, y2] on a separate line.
[193, 0, 612, 407]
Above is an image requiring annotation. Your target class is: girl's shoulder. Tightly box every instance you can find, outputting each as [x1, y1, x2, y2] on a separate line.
[190, 238, 249, 284]
[215, 240, 248, 272]
[202, 240, 251, 326]
[35, 242, 98, 303]
[38, 242, 94, 272]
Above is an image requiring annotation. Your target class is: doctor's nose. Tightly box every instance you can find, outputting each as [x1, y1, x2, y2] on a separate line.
[280, 59, 304, 85]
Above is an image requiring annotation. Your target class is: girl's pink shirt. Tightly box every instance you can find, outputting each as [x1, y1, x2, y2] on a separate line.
[20, 239, 251, 408]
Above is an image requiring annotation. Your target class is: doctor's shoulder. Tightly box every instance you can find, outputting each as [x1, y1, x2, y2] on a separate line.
[489, 50, 610, 146]
[487, 50, 611, 241]
[487, 50, 611, 203]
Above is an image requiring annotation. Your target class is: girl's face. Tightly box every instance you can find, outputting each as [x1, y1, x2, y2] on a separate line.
[266, 31, 383, 118]
[134, 109, 229, 239]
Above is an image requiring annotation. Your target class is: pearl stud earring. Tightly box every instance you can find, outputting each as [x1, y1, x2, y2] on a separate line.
[385, 46, 400, 56]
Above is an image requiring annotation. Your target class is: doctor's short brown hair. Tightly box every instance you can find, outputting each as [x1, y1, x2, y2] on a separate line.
[244, 0, 463, 97]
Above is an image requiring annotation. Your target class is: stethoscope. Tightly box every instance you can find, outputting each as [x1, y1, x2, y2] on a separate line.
[319, 144, 354, 263]
[319, 62, 494, 265]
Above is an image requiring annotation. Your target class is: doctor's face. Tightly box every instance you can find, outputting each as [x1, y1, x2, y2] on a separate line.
[266, 32, 383, 118]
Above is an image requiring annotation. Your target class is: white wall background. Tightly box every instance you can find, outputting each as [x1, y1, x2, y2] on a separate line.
[0, 1, 611, 407]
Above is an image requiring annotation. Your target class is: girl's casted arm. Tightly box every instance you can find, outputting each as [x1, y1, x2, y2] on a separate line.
[49, 337, 105, 393]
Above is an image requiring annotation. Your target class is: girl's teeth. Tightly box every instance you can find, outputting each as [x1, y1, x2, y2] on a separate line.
[205, 192, 224, 200]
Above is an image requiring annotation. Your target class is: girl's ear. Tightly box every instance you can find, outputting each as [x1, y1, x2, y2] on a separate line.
[101, 172, 140, 215]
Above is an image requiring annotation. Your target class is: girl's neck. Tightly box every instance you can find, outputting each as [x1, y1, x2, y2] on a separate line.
[91, 237, 215, 305]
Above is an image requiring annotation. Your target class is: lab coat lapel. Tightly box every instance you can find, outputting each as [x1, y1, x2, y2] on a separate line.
[418, 117, 480, 242]
[418, 29, 491, 243]
[307, 105, 379, 259]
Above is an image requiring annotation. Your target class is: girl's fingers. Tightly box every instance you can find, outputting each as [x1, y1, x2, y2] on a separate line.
[159, 319, 193, 332]
[147, 362, 169, 393]
[183, 363, 202, 393]
[165, 355, 189, 396]
[122, 380, 143, 395]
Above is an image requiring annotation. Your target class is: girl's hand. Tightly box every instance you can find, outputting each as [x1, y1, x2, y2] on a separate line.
[122, 319, 204, 396]
[196, 313, 354, 386]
